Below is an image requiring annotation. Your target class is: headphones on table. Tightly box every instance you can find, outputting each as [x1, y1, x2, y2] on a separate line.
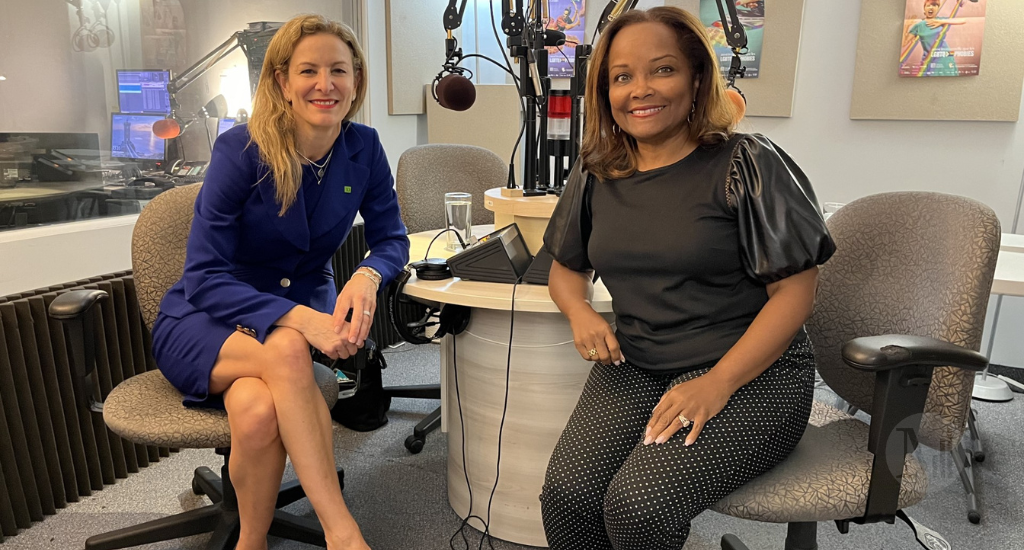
[385, 267, 470, 345]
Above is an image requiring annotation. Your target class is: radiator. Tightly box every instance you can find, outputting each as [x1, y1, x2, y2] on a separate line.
[0, 273, 173, 541]
[0, 225, 400, 540]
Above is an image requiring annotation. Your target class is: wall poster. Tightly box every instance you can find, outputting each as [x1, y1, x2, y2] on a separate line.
[545, 0, 587, 77]
[900, 0, 987, 77]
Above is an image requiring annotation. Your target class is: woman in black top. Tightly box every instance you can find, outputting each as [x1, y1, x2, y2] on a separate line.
[539, 7, 835, 550]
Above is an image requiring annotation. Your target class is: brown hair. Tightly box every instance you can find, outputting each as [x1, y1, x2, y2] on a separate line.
[581, 6, 737, 181]
[248, 14, 368, 216]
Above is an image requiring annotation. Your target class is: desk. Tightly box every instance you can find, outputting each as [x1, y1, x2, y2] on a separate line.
[1001, 233, 1024, 255]
[0, 180, 106, 203]
[405, 226, 609, 547]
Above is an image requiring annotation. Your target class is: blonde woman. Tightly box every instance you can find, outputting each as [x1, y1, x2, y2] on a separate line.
[152, 14, 408, 550]
[540, 7, 834, 549]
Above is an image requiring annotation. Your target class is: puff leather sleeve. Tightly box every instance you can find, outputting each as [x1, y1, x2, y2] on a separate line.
[730, 134, 836, 284]
[542, 161, 594, 272]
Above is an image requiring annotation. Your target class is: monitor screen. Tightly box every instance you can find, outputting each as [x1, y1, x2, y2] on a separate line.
[110, 113, 166, 161]
[217, 118, 236, 137]
[116, 70, 172, 114]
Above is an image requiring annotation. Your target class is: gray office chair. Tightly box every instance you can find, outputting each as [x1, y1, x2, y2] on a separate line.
[389, 144, 508, 453]
[395, 143, 507, 234]
[49, 184, 343, 549]
[716, 192, 1000, 550]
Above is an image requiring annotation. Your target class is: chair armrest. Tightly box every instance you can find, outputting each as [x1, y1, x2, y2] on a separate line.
[846, 333, 988, 523]
[48, 289, 108, 414]
[49, 289, 109, 320]
[842, 334, 988, 373]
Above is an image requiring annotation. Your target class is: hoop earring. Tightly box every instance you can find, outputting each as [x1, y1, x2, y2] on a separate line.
[612, 123, 620, 136]
[687, 102, 696, 125]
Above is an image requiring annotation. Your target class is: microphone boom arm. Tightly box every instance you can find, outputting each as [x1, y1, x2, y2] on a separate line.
[714, 0, 749, 88]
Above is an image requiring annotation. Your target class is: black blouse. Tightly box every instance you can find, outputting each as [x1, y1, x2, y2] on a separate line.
[543, 133, 836, 372]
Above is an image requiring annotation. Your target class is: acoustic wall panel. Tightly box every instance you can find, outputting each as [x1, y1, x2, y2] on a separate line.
[850, 0, 1024, 122]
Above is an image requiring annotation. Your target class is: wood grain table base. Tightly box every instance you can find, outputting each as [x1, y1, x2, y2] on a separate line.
[443, 307, 613, 547]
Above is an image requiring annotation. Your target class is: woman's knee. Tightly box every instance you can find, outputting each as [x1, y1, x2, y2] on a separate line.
[602, 470, 691, 545]
[263, 327, 314, 381]
[540, 465, 605, 516]
[224, 379, 279, 448]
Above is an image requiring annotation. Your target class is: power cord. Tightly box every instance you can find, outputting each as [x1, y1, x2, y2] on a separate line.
[448, 277, 521, 550]
[424, 228, 469, 261]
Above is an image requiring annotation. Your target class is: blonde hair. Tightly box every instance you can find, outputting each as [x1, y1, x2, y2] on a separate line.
[581, 7, 738, 181]
[248, 14, 368, 216]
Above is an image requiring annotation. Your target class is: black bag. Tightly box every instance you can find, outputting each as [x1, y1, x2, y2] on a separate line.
[326, 339, 392, 432]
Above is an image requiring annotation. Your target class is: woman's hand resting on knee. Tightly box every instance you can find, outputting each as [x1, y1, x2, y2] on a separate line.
[644, 373, 733, 447]
[278, 306, 359, 360]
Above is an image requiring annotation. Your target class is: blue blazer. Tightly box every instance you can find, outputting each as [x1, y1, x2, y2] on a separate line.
[156, 122, 410, 343]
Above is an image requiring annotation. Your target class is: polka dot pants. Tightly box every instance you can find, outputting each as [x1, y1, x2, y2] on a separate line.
[539, 339, 815, 550]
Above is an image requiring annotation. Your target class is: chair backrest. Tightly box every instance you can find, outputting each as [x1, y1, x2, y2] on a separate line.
[807, 191, 1000, 451]
[395, 143, 507, 234]
[131, 183, 202, 330]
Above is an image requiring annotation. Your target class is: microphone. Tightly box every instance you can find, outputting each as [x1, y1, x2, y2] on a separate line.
[435, 73, 476, 111]
[153, 118, 183, 139]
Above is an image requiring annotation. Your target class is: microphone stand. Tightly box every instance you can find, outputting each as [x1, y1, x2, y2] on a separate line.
[503, 0, 549, 196]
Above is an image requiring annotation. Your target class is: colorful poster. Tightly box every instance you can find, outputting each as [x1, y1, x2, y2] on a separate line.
[899, 0, 986, 78]
[545, 0, 587, 77]
[699, 0, 764, 79]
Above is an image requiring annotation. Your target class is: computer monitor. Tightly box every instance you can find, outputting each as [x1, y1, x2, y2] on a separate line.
[217, 118, 236, 137]
[116, 70, 172, 114]
[110, 113, 166, 162]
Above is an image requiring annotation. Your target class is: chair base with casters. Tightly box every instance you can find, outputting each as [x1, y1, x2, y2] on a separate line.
[50, 290, 345, 550]
[85, 446, 344, 550]
[383, 386, 441, 454]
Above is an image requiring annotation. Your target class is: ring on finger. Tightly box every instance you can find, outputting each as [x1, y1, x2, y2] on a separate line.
[587, 348, 597, 357]
[678, 413, 691, 428]
[362, 310, 372, 317]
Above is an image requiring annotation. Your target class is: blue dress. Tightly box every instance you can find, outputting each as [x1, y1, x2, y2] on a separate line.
[151, 122, 409, 408]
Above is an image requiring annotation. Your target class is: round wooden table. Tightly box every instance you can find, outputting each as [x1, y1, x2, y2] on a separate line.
[404, 226, 611, 547]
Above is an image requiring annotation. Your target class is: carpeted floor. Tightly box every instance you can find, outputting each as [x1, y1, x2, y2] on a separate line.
[2, 345, 1022, 549]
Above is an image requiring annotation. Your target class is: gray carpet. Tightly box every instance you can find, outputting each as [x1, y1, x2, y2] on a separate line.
[3, 343, 1022, 549]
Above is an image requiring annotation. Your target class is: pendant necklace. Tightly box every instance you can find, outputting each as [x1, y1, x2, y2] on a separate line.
[298, 149, 333, 185]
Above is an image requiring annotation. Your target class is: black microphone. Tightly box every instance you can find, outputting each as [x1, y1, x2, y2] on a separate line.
[435, 72, 476, 111]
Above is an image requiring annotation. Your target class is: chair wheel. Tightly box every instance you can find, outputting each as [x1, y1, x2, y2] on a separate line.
[973, 451, 985, 463]
[968, 511, 981, 524]
[405, 435, 425, 454]
[192, 478, 204, 496]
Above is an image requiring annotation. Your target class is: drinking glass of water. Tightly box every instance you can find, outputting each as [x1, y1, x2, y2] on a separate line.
[444, 192, 472, 251]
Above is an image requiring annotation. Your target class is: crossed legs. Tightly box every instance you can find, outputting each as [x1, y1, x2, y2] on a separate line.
[210, 327, 368, 550]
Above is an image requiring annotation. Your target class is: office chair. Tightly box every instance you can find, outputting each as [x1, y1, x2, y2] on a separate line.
[48, 183, 344, 550]
[390, 144, 508, 453]
[713, 192, 1000, 550]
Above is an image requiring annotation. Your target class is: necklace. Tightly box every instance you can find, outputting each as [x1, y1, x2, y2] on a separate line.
[298, 149, 333, 185]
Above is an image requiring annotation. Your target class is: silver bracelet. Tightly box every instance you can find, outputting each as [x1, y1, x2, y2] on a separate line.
[355, 269, 381, 289]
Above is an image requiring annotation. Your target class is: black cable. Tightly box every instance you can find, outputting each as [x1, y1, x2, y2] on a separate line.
[449, 325, 496, 550]
[478, 277, 520, 549]
[491, 0, 528, 178]
[424, 228, 468, 261]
